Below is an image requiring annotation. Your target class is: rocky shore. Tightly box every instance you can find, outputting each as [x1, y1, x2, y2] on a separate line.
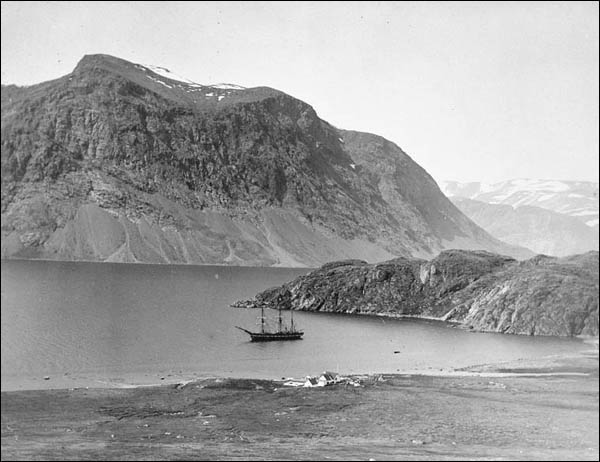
[234, 250, 599, 337]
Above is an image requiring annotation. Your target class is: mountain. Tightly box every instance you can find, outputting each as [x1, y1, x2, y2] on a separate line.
[1, 54, 530, 266]
[440, 179, 599, 228]
[450, 198, 599, 257]
[236, 250, 599, 337]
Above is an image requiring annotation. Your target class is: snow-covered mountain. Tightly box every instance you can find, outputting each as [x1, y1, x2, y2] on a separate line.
[440, 179, 599, 228]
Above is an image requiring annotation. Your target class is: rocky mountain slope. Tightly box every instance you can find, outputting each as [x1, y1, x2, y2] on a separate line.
[1, 54, 530, 266]
[237, 250, 599, 337]
[451, 198, 599, 257]
[440, 179, 599, 228]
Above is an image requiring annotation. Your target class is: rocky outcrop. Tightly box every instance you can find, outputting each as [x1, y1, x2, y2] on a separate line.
[238, 250, 599, 336]
[2, 54, 531, 265]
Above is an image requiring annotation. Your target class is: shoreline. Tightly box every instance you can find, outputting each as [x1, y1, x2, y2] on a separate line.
[2, 350, 597, 461]
[1, 256, 315, 271]
[233, 303, 599, 339]
[3, 341, 597, 393]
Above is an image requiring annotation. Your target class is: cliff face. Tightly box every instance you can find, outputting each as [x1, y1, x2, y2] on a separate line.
[240, 250, 599, 337]
[2, 54, 530, 265]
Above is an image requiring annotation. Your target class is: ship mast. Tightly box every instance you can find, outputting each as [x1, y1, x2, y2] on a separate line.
[278, 305, 283, 333]
[290, 309, 294, 332]
[261, 304, 265, 334]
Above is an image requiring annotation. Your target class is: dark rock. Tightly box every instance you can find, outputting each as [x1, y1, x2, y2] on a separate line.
[237, 250, 599, 337]
[1, 54, 532, 266]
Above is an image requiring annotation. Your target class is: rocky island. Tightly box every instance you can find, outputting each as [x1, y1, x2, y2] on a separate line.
[235, 249, 599, 337]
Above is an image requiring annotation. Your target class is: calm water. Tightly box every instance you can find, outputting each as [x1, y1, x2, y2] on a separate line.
[1, 259, 587, 390]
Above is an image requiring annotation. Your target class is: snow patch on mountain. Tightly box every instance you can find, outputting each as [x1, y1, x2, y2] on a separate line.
[210, 83, 246, 90]
[140, 64, 246, 94]
[572, 210, 598, 216]
[145, 64, 197, 84]
[147, 76, 173, 89]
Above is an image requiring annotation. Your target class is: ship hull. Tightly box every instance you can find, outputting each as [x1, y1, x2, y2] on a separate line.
[236, 326, 304, 341]
[248, 332, 304, 342]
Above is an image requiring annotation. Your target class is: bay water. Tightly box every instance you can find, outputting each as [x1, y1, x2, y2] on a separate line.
[1, 259, 586, 391]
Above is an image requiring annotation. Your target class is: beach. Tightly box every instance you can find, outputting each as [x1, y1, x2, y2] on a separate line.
[2, 346, 598, 461]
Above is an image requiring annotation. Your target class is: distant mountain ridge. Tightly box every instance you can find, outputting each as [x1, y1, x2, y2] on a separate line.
[440, 179, 599, 257]
[1, 54, 530, 266]
[440, 179, 599, 228]
[451, 198, 598, 257]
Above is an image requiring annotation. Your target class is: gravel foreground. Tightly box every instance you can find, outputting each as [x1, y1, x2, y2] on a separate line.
[1, 353, 598, 461]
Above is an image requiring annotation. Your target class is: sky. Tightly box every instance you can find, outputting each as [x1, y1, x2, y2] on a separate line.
[1, 1, 598, 184]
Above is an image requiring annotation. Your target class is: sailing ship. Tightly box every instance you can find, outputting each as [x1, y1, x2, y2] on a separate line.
[236, 304, 304, 341]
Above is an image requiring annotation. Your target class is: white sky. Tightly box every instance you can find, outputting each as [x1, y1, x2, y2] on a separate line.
[1, 1, 598, 183]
